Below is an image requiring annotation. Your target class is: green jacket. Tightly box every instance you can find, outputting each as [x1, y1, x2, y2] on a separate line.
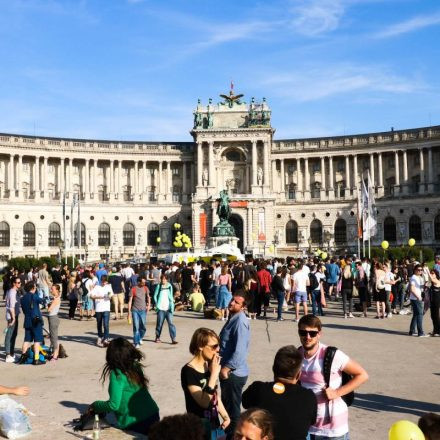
[93, 369, 159, 429]
[153, 282, 174, 313]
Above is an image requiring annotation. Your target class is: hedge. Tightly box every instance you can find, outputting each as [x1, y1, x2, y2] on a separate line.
[7, 257, 79, 272]
[369, 246, 434, 262]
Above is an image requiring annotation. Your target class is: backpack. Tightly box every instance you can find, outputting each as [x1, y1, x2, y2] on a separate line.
[323, 346, 354, 406]
[81, 278, 90, 299]
[309, 272, 319, 291]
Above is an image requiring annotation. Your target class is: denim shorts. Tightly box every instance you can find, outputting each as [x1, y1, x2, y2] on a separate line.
[24, 325, 43, 343]
[295, 291, 307, 303]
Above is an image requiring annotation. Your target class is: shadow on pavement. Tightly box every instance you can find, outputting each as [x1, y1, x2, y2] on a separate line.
[59, 400, 89, 414]
[353, 393, 440, 416]
[324, 323, 404, 336]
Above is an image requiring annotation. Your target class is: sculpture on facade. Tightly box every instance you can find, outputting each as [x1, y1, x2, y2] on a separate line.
[193, 111, 202, 129]
[220, 90, 244, 108]
[212, 190, 236, 237]
[202, 168, 208, 186]
[257, 167, 263, 185]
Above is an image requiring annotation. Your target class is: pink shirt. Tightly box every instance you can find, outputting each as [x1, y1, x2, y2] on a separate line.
[299, 343, 350, 437]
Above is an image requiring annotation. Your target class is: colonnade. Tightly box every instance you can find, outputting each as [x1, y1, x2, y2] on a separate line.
[2, 155, 195, 202]
[274, 146, 437, 201]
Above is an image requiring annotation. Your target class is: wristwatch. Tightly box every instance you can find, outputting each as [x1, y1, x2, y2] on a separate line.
[205, 385, 216, 395]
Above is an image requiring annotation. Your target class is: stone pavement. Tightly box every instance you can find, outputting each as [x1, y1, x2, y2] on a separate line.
[1, 300, 439, 439]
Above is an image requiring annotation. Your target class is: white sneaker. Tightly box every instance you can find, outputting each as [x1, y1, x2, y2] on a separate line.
[135, 344, 141, 349]
[5, 355, 15, 363]
[399, 310, 406, 315]
[387, 313, 392, 318]
[139, 340, 143, 345]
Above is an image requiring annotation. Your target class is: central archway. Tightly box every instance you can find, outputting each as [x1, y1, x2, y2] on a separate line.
[229, 214, 244, 252]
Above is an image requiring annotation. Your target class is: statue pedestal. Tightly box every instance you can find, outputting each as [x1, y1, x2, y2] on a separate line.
[207, 236, 239, 249]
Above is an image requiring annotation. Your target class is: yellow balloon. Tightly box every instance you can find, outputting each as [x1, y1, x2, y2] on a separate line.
[156, 237, 161, 243]
[321, 252, 328, 260]
[269, 245, 274, 252]
[388, 420, 424, 440]
[177, 231, 181, 236]
[408, 238, 416, 247]
[381, 240, 389, 250]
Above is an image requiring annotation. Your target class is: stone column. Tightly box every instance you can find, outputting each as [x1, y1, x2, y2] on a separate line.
[394, 151, 400, 195]
[8, 154, 14, 196]
[296, 158, 303, 200]
[182, 161, 187, 201]
[377, 153, 384, 197]
[245, 165, 250, 193]
[320, 157, 326, 200]
[133, 160, 138, 197]
[167, 161, 172, 201]
[158, 161, 163, 201]
[353, 155, 358, 190]
[263, 141, 270, 187]
[280, 159, 285, 195]
[66, 158, 71, 195]
[369, 153, 375, 191]
[345, 156, 351, 199]
[251, 140, 257, 187]
[17, 155, 22, 199]
[143, 161, 148, 197]
[328, 156, 335, 200]
[208, 142, 214, 186]
[34, 156, 40, 198]
[428, 148, 434, 192]
[402, 150, 408, 194]
[271, 160, 277, 192]
[419, 149, 425, 194]
[197, 142, 203, 187]
[43, 157, 49, 200]
[84, 159, 89, 199]
[118, 161, 122, 199]
[92, 160, 97, 198]
[304, 158, 310, 200]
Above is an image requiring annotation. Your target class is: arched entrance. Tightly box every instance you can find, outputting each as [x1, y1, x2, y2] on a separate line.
[229, 214, 244, 252]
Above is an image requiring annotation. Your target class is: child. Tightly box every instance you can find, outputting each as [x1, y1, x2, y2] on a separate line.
[188, 283, 206, 312]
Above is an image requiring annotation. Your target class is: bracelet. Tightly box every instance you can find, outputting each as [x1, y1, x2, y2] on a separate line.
[205, 385, 217, 395]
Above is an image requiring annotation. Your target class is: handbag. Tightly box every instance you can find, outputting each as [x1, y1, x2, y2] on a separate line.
[30, 296, 43, 327]
[72, 410, 111, 431]
[202, 391, 226, 440]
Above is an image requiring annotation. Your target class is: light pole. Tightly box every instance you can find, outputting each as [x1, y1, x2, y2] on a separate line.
[57, 239, 64, 264]
[84, 243, 88, 265]
[307, 237, 312, 255]
[104, 245, 109, 264]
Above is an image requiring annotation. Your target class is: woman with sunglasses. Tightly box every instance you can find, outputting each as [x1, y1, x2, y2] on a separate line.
[428, 269, 440, 336]
[181, 327, 230, 439]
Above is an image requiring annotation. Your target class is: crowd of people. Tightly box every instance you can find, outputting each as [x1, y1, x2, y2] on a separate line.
[2, 253, 440, 438]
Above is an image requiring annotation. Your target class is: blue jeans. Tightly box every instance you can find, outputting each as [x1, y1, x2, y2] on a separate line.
[4, 318, 19, 356]
[276, 290, 285, 319]
[155, 310, 176, 341]
[311, 289, 324, 316]
[95, 311, 110, 340]
[132, 309, 147, 345]
[410, 300, 424, 335]
[310, 434, 349, 440]
[38, 285, 49, 302]
[220, 373, 247, 440]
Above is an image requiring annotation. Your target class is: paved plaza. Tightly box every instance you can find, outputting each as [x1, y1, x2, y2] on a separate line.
[1, 299, 439, 439]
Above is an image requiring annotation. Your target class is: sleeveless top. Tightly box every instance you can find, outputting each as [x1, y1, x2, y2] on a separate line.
[219, 274, 229, 286]
[49, 299, 61, 316]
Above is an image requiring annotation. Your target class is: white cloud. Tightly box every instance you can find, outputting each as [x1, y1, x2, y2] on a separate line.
[289, 0, 346, 36]
[375, 11, 440, 38]
[258, 63, 423, 101]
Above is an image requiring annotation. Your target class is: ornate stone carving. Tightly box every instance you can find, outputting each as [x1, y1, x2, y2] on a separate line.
[423, 222, 432, 239]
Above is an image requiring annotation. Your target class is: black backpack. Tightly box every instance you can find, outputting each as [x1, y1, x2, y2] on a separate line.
[80, 278, 90, 299]
[309, 272, 319, 291]
[323, 346, 354, 406]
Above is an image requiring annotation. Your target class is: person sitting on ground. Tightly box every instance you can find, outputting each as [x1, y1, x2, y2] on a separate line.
[188, 283, 206, 312]
[242, 345, 317, 440]
[234, 408, 274, 440]
[0, 385, 29, 396]
[418, 412, 440, 440]
[90, 337, 159, 435]
[148, 413, 205, 440]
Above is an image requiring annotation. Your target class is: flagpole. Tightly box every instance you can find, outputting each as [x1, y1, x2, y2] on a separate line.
[367, 175, 371, 260]
[63, 192, 67, 265]
[71, 194, 75, 268]
[356, 184, 361, 258]
[77, 194, 81, 264]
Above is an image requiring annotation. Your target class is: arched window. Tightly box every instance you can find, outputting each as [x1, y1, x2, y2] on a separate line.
[310, 219, 322, 244]
[23, 222, 35, 247]
[123, 223, 135, 246]
[334, 219, 347, 244]
[98, 223, 111, 247]
[48, 222, 61, 247]
[74, 223, 86, 247]
[147, 223, 159, 246]
[409, 215, 422, 241]
[435, 215, 440, 241]
[285, 220, 298, 244]
[383, 217, 397, 242]
[0, 221, 10, 246]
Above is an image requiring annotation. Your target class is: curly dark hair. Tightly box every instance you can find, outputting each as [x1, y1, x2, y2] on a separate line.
[101, 337, 149, 388]
[148, 413, 204, 440]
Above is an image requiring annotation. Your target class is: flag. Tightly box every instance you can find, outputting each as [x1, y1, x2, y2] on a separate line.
[356, 186, 362, 239]
[367, 171, 377, 237]
[230, 80, 234, 91]
[362, 173, 377, 240]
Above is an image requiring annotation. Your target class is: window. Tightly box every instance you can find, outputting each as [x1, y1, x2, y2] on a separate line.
[123, 185, 132, 202]
[48, 222, 61, 247]
[23, 222, 35, 247]
[147, 223, 159, 246]
[148, 186, 156, 202]
[98, 223, 111, 247]
[172, 185, 181, 203]
[172, 168, 179, 176]
[287, 164, 295, 174]
[312, 162, 320, 172]
[0, 221, 10, 246]
[98, 185, 108, 202]
[287, 184, 296, 200]
[310, 219, 322, 244]
[311, 182, 321, 199]
[435, 215, 440, 241]
[409, 215, 421, 241]
[334, 219, 347, 244]
[74, 223, 86, 247]
[225, 150, 242, 162]
[285, 220, 298, 244]
[123, 223, 135, 246]
[337, 161, 345, 172]
[383, 217, 396, 242]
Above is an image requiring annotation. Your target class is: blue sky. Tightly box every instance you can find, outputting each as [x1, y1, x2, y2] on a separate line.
[0, 0, 439, 141]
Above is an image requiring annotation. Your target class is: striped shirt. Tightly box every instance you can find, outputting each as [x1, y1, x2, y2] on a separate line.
[299, 343, 350, 437]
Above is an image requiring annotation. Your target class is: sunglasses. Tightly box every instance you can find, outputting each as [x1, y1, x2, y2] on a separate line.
[298, 329, 319, 338]
[207, 343, 219, 350]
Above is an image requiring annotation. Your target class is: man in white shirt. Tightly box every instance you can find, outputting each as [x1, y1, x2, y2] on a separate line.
[292, 263, 310, 323]
[409, 265, 428, 337]
[90, 275, 113, 347]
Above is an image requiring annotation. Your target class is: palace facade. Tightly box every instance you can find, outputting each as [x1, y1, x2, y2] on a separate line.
[0, 90, 440, 262]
